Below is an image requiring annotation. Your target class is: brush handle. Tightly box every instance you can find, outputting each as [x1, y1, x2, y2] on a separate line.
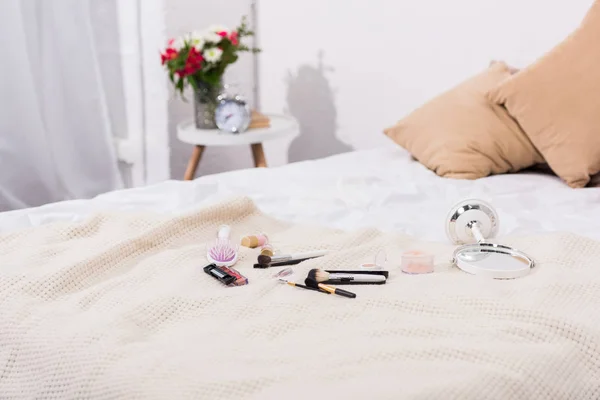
[317, 283, 357, 298]
[292, 250, 329, 259]
[271, 250, 328, 263]
[297, 283, 329, 294]
[288, 281, 329, 294]
[270, 257, 315, 267]
[333, 287, 357, 298]
[328, 274, 386, 283]
[255, 257, 317, 269]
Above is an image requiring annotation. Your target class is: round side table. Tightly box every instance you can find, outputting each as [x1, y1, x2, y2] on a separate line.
[177, 114, 299, 180]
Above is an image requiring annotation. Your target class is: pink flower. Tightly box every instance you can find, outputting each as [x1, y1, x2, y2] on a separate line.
[175, 47, 204, 76]
[217, 31, 228, 38]
[229, 31, 239, 46]
[160, 48, 178, 65]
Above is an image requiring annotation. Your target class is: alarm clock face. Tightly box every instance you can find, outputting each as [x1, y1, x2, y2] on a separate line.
[215, 99, 251, 133]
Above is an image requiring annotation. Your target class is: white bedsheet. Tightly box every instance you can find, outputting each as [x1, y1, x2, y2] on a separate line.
[2, 146, 600, 242]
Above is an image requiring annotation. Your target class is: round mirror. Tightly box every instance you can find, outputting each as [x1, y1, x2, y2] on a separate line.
[452, 243, 534, 279]
[446, 200, 535, 279]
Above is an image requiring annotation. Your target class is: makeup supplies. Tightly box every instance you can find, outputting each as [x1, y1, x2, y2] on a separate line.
[359, 249, 387, 271]
[223, 266, 248, 286]
[304, 277, 357, 298]
[308, 269, 387, 285]
[241, 233, 269, 248]
[253, 244, 278, 268]
[257, 250, 329, 267]
[203, 263, 248, 286]
[206, 224, 239, 267]
[446, 199, 535, 279]
[273, 267, 294, 280]
[254, 257, 323, 269]
[260, 244, 274, 257]
[273, 268, 328, 294]
[401, 251, 434, 274]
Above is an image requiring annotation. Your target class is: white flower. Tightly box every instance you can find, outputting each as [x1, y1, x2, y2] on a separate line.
[208, 24, 229, 35]
[171, 36, 186, 50]
[189, 31, 206, 51]
[203, 47, 223, 63]
[203, 30, 223, 44]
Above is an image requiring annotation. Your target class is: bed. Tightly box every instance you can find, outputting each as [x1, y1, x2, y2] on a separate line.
[1, 146, 600, 399]
[3, 146, 600, 241]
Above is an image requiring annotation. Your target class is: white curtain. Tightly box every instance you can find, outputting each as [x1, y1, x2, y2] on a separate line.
[0, 0, 123, 211]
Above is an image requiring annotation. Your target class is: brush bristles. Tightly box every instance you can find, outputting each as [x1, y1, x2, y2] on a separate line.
[308, 268, 330, 283]
[257, 254, 271, 265]
[304, 276, 319, 289]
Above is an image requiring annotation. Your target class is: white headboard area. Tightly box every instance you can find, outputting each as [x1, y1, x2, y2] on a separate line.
[258, 0, 594, 166]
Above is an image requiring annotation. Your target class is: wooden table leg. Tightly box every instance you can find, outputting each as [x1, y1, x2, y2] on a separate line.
[251, 143, 267, 168]
[184, 145, 205, 180]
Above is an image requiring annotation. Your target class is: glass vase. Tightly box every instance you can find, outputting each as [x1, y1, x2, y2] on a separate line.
[193, 80, 223, 129]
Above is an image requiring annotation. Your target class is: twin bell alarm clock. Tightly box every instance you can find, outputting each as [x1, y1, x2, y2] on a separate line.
[214, 91, 251, 134]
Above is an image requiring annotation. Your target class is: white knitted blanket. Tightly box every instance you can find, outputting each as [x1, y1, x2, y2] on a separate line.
[1, 197, 599, 399]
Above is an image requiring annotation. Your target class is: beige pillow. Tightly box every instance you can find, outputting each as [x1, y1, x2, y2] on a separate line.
[489, 59, 519, 75]
[384, 62, 543, 179]
[487, 1, 600, 188]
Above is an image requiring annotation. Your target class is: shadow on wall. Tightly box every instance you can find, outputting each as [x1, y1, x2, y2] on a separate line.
[286, 51, 353, 163]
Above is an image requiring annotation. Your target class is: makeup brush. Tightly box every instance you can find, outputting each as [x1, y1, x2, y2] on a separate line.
[274, 269, 329, 294]
[284, 281, 330, 294]
[304, 277, 357, 298]
[254, 258, 320, 269]
[258, 250, 329, 266]
[308, 269, 386, 284]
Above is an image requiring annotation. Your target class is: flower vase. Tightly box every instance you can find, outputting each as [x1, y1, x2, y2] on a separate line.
[193, 80, 223, 129]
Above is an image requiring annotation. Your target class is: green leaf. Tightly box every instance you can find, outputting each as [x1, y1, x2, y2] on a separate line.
[175, 77, 189, 102]
[188, 76, 198, 90]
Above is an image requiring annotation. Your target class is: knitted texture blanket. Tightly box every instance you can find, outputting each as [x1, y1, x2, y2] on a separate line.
[0, 197, 599, 399]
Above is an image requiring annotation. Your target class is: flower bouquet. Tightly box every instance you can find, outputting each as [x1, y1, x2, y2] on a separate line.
[160, 16, 260, 129]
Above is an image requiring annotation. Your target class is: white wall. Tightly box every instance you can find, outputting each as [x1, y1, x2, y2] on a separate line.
[165, 0, 256, 180]
[259, 0, 595, 162]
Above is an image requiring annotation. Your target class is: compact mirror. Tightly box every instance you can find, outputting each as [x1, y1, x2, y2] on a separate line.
[446, 199, 535, 279]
